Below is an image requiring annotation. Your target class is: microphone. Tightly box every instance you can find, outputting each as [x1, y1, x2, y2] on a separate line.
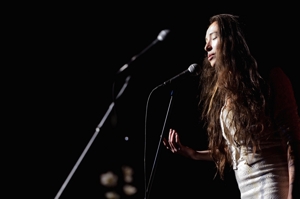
[157, 29, 170, 41]
[159, 63, 199, 87]
[117, 29, 170, 74]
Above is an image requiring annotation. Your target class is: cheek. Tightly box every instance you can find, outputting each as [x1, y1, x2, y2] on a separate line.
[212, 40, 220, 50]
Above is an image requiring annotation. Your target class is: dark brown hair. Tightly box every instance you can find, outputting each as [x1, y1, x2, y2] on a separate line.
[199, 14, 270, 179]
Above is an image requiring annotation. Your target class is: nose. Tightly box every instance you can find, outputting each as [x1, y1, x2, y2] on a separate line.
[204, 42, 212, 52]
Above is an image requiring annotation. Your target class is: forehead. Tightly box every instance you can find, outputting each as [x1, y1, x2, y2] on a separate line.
[205, 21, 219, 39]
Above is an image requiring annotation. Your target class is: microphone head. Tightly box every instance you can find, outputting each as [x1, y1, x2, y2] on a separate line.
[157, 29, 170, 41]
[188, 63, 199, 74]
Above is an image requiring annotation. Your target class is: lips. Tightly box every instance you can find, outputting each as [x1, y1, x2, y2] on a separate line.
[208, 53, 214, 61]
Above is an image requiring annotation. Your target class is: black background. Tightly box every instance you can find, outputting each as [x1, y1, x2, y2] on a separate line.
[7, 2, 299, 199]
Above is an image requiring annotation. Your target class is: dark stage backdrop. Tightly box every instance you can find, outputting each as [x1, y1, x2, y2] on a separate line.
[12, 3, 299, 199]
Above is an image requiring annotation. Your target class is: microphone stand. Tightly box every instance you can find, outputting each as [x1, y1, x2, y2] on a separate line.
[54, 75, 131, 199]
[54, 29, 170, 199]
[145, 89, 175, 199]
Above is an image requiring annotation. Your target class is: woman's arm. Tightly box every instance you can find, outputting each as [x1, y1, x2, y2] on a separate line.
[269, 67, 300, 198]
[163, 128, 213, 161]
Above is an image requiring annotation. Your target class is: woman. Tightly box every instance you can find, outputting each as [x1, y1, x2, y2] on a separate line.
[163, 14, 300, 199]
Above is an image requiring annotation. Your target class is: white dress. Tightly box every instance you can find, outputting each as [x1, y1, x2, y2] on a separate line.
[220, 105, 289, 199]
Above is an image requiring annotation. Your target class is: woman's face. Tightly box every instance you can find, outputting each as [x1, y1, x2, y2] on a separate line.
[204, 21, 220, 67]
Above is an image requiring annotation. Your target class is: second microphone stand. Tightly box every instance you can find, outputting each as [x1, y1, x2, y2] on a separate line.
[145, 88, 176, 199]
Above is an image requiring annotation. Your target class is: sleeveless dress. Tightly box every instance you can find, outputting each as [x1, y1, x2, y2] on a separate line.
[219, 67, 300, 198]
[220, 105, 289, 199]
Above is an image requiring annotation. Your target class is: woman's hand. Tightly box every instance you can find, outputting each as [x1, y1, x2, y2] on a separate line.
[162, 128, 196, 159]
[163, 128, 213, 161]
[163, 128, 183, 153]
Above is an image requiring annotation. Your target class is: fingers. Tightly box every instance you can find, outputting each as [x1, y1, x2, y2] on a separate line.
[166, 128, 181, 152]
[175, 133, 181, 150]
[163, 128, 182, 152]
[162, 137, 169, 149]
[169, 129, 176, 151]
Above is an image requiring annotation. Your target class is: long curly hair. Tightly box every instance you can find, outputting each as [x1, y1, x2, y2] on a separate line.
[198, 14, 271, 179]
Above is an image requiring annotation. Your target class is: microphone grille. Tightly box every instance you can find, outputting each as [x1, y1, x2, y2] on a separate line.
[188, 63, 199, 73]
[157, 29, 170, 41]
